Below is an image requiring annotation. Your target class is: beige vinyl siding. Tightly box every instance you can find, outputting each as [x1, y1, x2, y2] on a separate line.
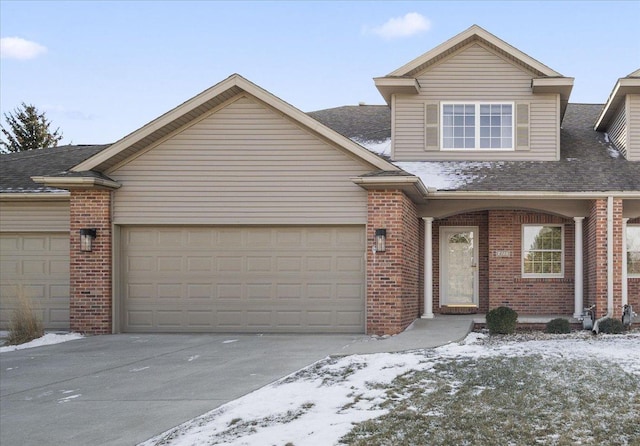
[0, 200, 70, 232]
[110, 96, 371, 225]
[608, 101, 627, 158]
[628, 94, 640, 161]
[392, 42, 559, 161]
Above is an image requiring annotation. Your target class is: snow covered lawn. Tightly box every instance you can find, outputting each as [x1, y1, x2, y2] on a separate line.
[141, 331, 640, 446]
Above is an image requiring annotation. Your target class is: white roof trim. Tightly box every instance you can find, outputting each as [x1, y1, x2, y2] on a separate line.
[31, 176, 121, 190]
[72, 74, 398, 173]
[387, 25, 563, 78]
[594, 77, 640, 131]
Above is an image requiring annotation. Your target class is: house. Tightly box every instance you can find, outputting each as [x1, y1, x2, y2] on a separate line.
[1, 25, 638, 335]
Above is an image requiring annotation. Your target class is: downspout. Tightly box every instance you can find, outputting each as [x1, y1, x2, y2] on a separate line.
[593, 196, 615, 333]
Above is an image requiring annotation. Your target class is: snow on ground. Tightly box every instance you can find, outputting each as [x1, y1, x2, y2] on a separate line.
[140, 331, 640, 446]
[0, 332, 83, 353]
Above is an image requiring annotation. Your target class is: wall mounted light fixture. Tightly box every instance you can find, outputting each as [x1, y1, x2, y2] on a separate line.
[80, 228, 97, 252]
[375, 229, 387, 253]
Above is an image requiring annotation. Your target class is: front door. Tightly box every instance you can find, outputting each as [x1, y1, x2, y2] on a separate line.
[440, 226, 478, 307]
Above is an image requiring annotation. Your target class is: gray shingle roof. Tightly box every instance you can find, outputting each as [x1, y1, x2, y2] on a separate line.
[0, 144, 109, 192]
[1, 104, 638, 195]
[308, 105, 391, 142]
[310, 103, 640, 192]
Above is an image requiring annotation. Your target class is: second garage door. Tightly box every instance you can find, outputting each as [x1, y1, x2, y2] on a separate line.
[121, 226, 365, 333]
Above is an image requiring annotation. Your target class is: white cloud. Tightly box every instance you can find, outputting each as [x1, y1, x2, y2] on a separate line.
[0, 37, 47, 60]
[368, 12, 431, 39]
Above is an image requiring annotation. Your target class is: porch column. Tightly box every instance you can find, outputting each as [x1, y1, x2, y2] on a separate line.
[422, 217, 434, 319]
[622, 217, 629, 306]
[573, 217, 584, 319]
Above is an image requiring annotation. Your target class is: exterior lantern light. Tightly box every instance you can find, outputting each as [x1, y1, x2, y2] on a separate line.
[79, 228, 97, 252]
[375, 229, 387, 253]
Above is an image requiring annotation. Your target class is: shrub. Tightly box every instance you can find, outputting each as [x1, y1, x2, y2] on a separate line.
[546, 318, 571, 334]
[596, 318, 624, 334]
[486, 306, 518, 335]
[5, 292, 44, 346]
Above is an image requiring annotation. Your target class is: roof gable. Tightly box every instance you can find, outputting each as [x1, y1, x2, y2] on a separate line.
[72, 74, 397, 173]
[388, 25, 562, 78]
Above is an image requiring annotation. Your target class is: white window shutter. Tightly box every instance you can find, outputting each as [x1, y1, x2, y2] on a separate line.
[425, 102, 440, 151]
[516, 102, 530, 151]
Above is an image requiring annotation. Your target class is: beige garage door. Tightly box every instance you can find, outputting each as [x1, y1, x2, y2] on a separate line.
[0, 233, 70, 330]
[121, 226, 365, 333]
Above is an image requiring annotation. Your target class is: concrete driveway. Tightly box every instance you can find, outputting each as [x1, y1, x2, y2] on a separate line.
[0, 333, 365, 446]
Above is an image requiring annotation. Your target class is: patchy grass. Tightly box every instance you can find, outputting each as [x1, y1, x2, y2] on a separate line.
[140, 332, 640, 446]
[341, 354, 640, 446]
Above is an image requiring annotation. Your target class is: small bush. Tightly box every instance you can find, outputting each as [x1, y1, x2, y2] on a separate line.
[5, 293, 44, 346]
[486, 306, 518, 335]
[597, 318, 624, 334]
[546, 318, 571, 334]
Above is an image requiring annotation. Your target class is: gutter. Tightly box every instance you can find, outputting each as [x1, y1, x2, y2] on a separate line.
[423, 190, 640, 200]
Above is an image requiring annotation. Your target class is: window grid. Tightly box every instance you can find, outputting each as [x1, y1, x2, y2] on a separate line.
[522, 225, 564, 277]
[441, 102, 514, 150]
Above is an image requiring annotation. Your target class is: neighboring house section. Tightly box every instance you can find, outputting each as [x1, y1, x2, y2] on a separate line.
[1, 26, 638, 336]
[595, 68, 640, 160]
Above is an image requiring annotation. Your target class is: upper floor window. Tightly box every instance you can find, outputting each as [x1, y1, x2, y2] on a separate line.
[628, 224, 640, 277]
[522, 224, 564, 278]
[442, 102, 513, 150]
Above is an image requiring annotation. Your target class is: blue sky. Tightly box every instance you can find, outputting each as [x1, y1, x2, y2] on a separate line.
[1, 1, 639, 145]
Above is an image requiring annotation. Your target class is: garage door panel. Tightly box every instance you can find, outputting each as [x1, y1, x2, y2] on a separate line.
[0, 233, 70, 330]
[121, 226, 365, 333]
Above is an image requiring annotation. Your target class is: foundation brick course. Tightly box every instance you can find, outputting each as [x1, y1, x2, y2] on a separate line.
[69, 190, 112, 334]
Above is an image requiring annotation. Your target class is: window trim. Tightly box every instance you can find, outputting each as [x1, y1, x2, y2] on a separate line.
[521, 224, 565, 278]
[627, 224, 640, 278]
[440, 101, 515, 151]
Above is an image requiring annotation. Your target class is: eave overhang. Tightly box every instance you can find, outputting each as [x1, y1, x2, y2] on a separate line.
[373, 77, 420, 105]
[531, 77, 574, 119]
[31, 176, 121, 190]
[0, 191, 70, 201]
[351, 175, 428, 202]
[594, 77, 640, 131]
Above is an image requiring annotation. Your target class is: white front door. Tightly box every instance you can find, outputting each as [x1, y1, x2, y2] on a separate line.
[440, 226, 479, 306]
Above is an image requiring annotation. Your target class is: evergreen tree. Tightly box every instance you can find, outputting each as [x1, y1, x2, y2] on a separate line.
[0, 103, 63, 153]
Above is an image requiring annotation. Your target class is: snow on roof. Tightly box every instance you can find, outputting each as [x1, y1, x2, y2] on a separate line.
[351, 137, 391, 158]
[394, 161, 503, 191]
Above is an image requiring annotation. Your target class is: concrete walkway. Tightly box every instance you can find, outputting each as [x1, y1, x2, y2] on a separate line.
[0, 318, 472, 446]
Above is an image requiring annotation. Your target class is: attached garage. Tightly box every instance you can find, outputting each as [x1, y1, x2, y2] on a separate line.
[120, 226, 365, 333]
[0, 233, 70, 330]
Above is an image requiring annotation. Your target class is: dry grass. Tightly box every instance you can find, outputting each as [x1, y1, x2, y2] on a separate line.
[5, 290, 44, 346]
[341, 354, 640, 446]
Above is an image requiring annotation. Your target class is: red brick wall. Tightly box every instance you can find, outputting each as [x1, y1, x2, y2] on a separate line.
[432, 212, 489, 313]
[366, 190, 420, 335]
[487, 211, 575, 315]
[628, 216, 640, 311]
[585, 199, 624, 318]
[69, 190, 112, 334]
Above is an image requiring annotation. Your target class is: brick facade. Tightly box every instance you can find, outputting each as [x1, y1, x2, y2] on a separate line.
[627, 216, 640, 311]
[585, 199, 624, 319]
[487, 211, 575, 315]
[69, 190, 112, 334]
[366, 190, 421, 335]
